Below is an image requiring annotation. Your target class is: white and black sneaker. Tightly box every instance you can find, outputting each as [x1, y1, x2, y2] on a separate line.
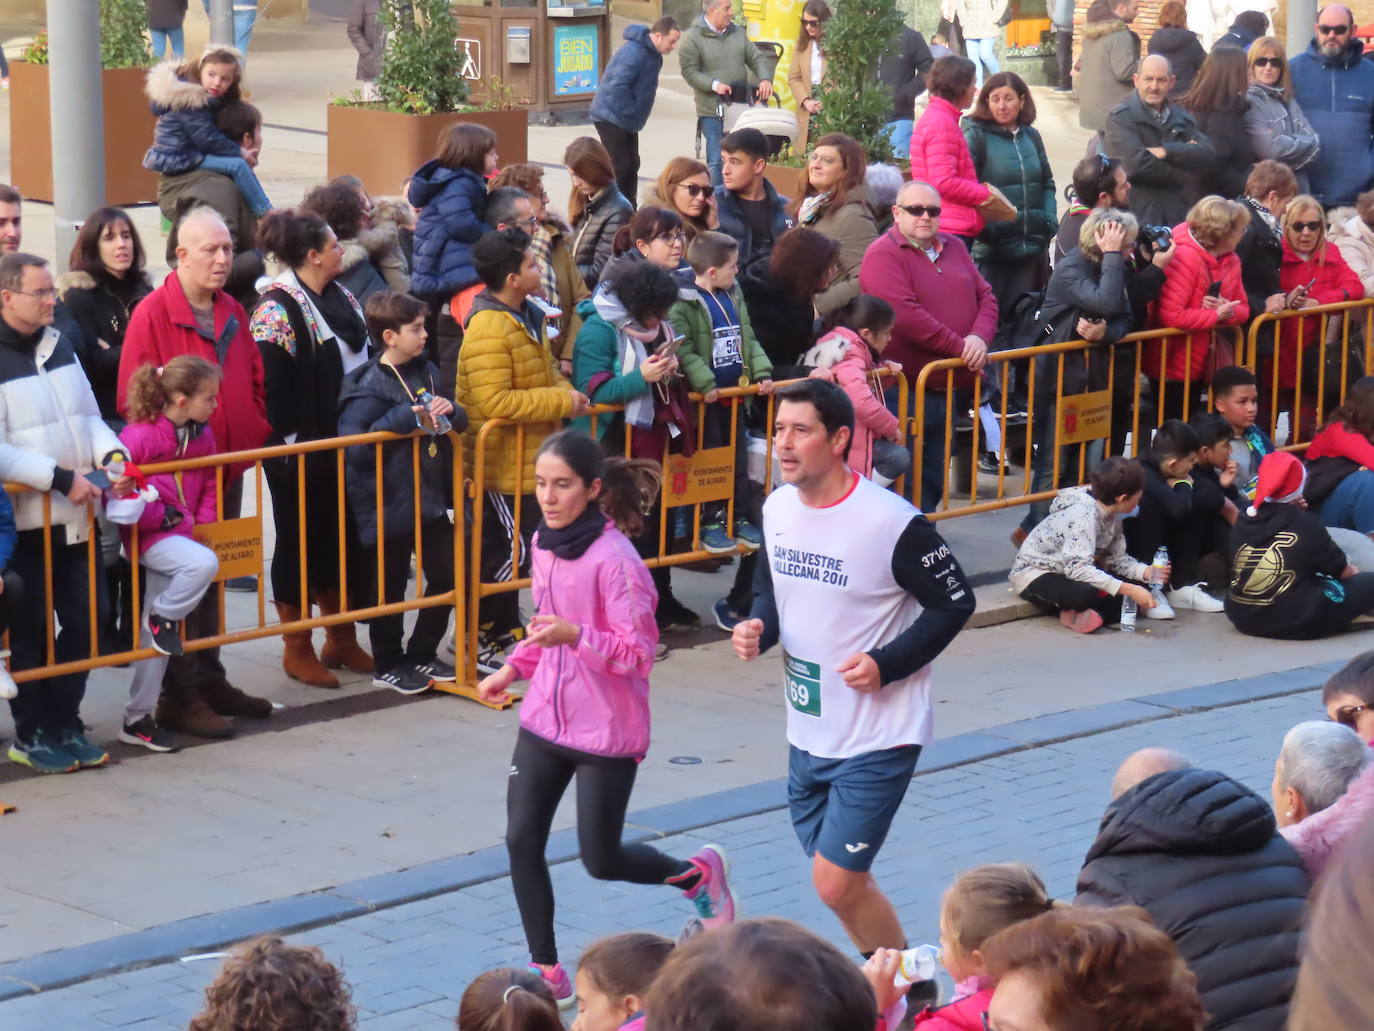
[372, 664, 432, 695]
[145, 612, 184, 656]
[475, 631, 520, 676]
[414, 657, 456, 683]
[119, 716, 179, 753]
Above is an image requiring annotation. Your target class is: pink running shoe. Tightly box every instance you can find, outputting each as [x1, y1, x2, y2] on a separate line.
[528, 962, 574, 1009]
[683, 843, 738, 929]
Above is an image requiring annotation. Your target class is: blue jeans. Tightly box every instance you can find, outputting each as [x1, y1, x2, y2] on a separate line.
[885, 383, 946, 513]
[885, 119, 914, 160]
[198, 153, 272, 215]
[150, 26, 185, 59]
[1321, 469, 1374, 534]
[968, 37, 999, 87]
[700, 115, 725, 187]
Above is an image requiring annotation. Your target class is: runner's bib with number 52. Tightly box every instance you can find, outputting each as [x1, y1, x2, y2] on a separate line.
[784, 650, 822, 718]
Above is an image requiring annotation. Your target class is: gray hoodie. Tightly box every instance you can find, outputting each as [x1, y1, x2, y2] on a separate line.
[1009, 486, 1149, 595]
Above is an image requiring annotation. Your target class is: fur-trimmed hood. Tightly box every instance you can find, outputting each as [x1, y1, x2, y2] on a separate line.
[55, 270, 98, 299]
[1083, 15, 1130, 40]
[339, 225, 399, 271]
[369, 196, 416, 232]
[143, 48, 246, 112]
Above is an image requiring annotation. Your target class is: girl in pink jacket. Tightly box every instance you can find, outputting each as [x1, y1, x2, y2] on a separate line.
[117, 356, 223, 753]
[804, 296, 909, 485]
[478, 430, 736, 1007]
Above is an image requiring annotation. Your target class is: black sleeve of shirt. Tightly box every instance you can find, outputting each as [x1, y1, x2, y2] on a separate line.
[868, 515, 976, 686]
[50, 466, 74, 496]
[749, 513, 781, 654]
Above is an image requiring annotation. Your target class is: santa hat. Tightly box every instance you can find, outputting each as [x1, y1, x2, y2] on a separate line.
[1248, 452, 1307, 516]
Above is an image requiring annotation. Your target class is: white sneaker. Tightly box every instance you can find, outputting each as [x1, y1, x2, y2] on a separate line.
[1144, 587, 1176, 620]
[0, 650, 14, 700]
[1167, 583, 1224, 612]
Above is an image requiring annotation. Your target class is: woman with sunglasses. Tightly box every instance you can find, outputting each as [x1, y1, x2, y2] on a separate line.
[1324, 651, 1374, 742]
[1245, 38, 1320, 194]
[643, 157, 716, 245]
[787, 0, 831, 154]
[1273, 719, 1373, 880]
[1270, 195, 1362, 439]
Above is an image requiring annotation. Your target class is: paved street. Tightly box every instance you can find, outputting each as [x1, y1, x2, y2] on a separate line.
[0, 684, 1330, 1030]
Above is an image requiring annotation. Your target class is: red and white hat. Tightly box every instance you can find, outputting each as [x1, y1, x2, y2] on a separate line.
[1249, 451, 1307, 516]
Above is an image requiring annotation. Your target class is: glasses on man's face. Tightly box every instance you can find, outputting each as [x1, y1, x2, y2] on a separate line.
[897, 203, 941, 218]
[678, 183, 711, 199]
[514, 216, 540, 230]
[1253, 56, 1283, 68]
[1318, 22, 1350, 34]
[1290, 220, 1323, 233]
[1332, 704, 1369, 728]
[10, 287, 57, 300]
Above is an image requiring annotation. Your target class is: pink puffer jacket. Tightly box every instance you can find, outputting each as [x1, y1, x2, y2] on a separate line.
[508, 517, 658, 758]
[1280, 754, 1374, 880]
[117, 416, 219, 556]
[910, 96, 990, 239]
[822, 327, 900, 477]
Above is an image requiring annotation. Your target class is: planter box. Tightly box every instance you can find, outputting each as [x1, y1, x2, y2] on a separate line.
[327, 105, 528, 198]
[9, 62, 159, 206]
[764, 164, 808, 200]
[1004, 53, 1059, 88]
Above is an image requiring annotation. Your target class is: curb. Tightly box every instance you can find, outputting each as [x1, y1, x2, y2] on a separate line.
[0, 659, 1342, 1002]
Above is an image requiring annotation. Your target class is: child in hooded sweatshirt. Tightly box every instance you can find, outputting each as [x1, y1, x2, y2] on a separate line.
[802, 294, 909, 486]
[1226, 450, 1374, 639]
[141, 46, 272, 216]
[570, 932, 675, 1031]
[864, 863, 1058, 1031]
[1009, 456, 1158, 633]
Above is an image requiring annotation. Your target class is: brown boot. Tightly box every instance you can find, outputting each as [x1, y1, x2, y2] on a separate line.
[275, 602, 339, 688]
[156, 682, 234, 740]
[200, 675, 274, 718]
[315, 590, 374, 674]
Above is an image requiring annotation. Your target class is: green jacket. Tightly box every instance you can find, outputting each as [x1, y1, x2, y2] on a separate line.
[962, 118, 1058, 264]
[669, 282, 772, 394]
[678, 14, 766, 118]
[569, 299, 644, 440]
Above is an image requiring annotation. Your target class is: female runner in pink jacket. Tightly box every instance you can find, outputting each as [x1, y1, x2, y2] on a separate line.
[478, 430, 738, 1006]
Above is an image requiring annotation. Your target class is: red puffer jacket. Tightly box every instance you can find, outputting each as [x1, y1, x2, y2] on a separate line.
[910, 96, 990, 239]
[1147, 223, 1248, 383]
[1273, 239, 1363, 390]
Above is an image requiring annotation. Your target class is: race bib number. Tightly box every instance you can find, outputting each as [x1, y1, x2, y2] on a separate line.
[711, 325, 742, 369]
[783, 649, 821, 717]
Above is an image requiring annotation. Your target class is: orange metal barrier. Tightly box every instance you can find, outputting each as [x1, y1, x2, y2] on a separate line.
[1244, 299, 1374, 449]
[909, 325, 1245, 520]
[3, 427, 468, 693]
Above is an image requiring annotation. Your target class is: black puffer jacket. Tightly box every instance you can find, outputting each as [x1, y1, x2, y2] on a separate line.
[1076, 767, 1309, 1031]
[571, 186, 633, 289]
[1147, 26, 1206, 96]
[1235, 195, 1284, 345]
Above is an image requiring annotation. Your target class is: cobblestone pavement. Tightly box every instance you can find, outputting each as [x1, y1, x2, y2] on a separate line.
[0, 688, 1321, 1030]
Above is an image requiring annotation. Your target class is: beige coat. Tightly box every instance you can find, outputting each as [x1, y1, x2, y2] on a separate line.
[1328, 209, 1374, 299]
[801, 191, 878, 315]
[787, 42, 824, 154]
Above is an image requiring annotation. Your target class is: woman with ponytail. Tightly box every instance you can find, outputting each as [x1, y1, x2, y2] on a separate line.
[117, 356, 224, 753]
[251, 207, 374, 689]
[477, 430, 738, 1007]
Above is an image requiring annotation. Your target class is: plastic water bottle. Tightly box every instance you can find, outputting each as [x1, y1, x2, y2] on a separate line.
[414, 388, 453, 435]
[1120, 593, 1138, 632]
[894, 944, 941, 986]
[1151, 546, 1170, 602]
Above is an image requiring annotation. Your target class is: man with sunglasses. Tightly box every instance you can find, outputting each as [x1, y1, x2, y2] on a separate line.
[859, 180, 998, 513]
[1290, 3, 1374, 208]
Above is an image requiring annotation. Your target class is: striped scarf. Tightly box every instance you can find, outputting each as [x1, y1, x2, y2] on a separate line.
[531, 223, 560, 308]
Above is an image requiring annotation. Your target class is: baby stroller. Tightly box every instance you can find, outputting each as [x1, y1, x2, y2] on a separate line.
[695, 41, 798, 160]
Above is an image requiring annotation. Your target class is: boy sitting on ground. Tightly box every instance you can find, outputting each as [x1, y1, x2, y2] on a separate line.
[1124, 419, 1225, 616]
[1212, 365, 1273, 501]
[1009, 456, 1159, 634]
[1187, 411, 1244, 584]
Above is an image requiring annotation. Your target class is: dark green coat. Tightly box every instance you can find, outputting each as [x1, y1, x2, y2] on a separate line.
[962, 117, 1057, 265]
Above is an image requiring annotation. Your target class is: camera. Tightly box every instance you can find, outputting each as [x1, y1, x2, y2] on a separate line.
[1138, 224, 1173, 254]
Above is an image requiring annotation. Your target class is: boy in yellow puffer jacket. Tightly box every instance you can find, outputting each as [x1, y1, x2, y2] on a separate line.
[459, 228, 591, 673]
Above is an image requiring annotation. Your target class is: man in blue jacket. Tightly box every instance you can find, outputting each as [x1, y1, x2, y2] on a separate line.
[1290, 4, 1374, 209]
[715, 128, 793, 270]
[591, 18, 682, 206]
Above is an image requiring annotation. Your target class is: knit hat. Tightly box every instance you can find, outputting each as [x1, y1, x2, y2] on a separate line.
[1248, 451, 1307, 516]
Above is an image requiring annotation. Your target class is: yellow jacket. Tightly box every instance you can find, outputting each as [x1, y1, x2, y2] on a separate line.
[459, 293, 575, 494]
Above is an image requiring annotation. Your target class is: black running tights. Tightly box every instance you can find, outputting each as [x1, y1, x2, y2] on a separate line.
[506, 728, 691, 964]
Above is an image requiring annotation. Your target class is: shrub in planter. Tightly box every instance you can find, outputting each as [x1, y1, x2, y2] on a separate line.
[10, 0, 157, 204]
[811, 0, 906, 164]
[327, 0, 529, 193]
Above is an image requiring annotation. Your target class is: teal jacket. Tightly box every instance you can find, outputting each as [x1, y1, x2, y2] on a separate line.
[962, 118, 1058, 264]
[668, 283, 772, 395]
[570, 297, 646, 439]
